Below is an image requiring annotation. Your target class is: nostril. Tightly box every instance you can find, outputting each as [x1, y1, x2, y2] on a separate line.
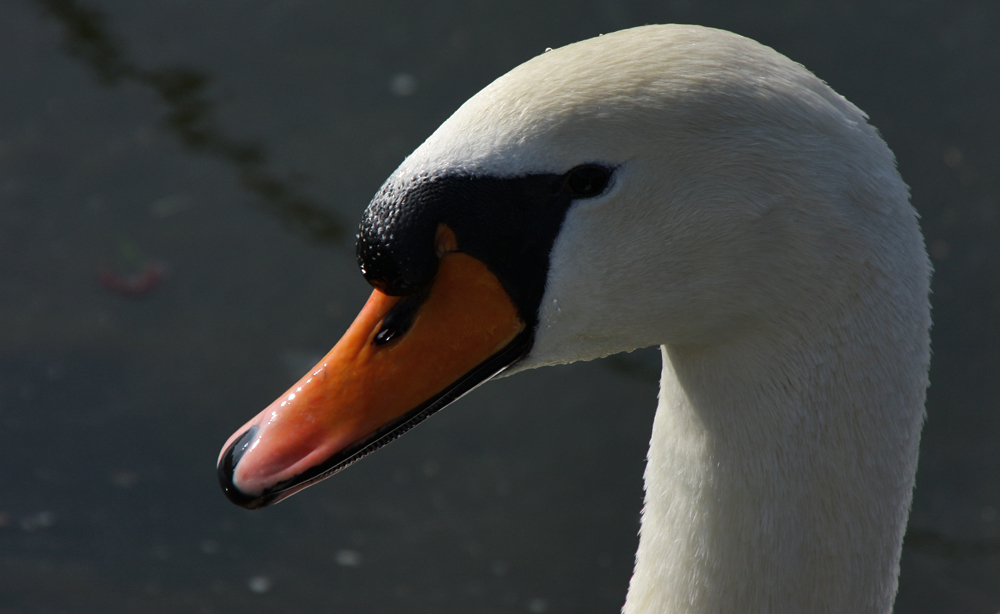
[218, 425, 260, 508]
[372, 285, 431, 347]
[374, 325, 398, 345]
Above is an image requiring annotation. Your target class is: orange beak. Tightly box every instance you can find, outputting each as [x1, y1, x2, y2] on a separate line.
[218, 231, 527, 508]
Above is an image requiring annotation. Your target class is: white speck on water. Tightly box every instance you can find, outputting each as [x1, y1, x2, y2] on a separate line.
[200, 539, 220, 555]
[151, 544, 171, 560]
[19, 511, 56, 531]
[389, 73, 417, 97]
[527, 597, 549, 613]
[111, 470, 139, 488]
[248, 575, 272, 594]
[46, 363, 64, 380]
[334, 549, 361, 567]
[149, 193, 191, 219]
[943, 146, 964, 169]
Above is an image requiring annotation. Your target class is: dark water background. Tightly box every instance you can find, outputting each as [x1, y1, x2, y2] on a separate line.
[1, 0, 998, 612]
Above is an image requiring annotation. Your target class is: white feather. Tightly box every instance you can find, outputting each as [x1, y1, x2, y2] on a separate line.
[385, 24, 931, 614]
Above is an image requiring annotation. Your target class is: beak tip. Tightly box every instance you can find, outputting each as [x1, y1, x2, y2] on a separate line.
[218, 425, 267, 509]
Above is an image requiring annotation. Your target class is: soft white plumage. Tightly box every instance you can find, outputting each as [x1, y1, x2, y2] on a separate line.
[385, 25, 931, 613]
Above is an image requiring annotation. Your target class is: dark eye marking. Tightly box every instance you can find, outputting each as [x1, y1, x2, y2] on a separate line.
[373, 286, 431, 346]
[563, 164, 613, 199]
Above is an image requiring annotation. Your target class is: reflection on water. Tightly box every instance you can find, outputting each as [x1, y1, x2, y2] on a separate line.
[2, 0, 998, 612]
[36, 0, 344, 244]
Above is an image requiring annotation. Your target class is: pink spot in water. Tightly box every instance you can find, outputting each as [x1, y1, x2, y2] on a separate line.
[98, 262, 167, 297]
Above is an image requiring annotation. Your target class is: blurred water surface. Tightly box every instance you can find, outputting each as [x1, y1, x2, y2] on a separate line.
[1, 0, 998, 612]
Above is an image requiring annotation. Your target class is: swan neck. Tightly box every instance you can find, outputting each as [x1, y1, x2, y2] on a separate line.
[624, 310, 927, 613]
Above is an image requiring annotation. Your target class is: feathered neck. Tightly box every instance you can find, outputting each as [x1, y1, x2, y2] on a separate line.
[624, 278, 929, 614]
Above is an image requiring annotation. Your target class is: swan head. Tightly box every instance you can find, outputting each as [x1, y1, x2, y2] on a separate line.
[217, 25, 922, 508]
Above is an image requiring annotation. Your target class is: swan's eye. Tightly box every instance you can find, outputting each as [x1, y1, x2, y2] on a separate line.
[563, 164, 612, 198]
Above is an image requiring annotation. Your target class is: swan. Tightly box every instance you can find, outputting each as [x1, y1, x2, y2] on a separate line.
[217, 25, 931, 613]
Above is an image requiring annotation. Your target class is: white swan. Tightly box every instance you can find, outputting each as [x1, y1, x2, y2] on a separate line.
[218, 25, 931, 613]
